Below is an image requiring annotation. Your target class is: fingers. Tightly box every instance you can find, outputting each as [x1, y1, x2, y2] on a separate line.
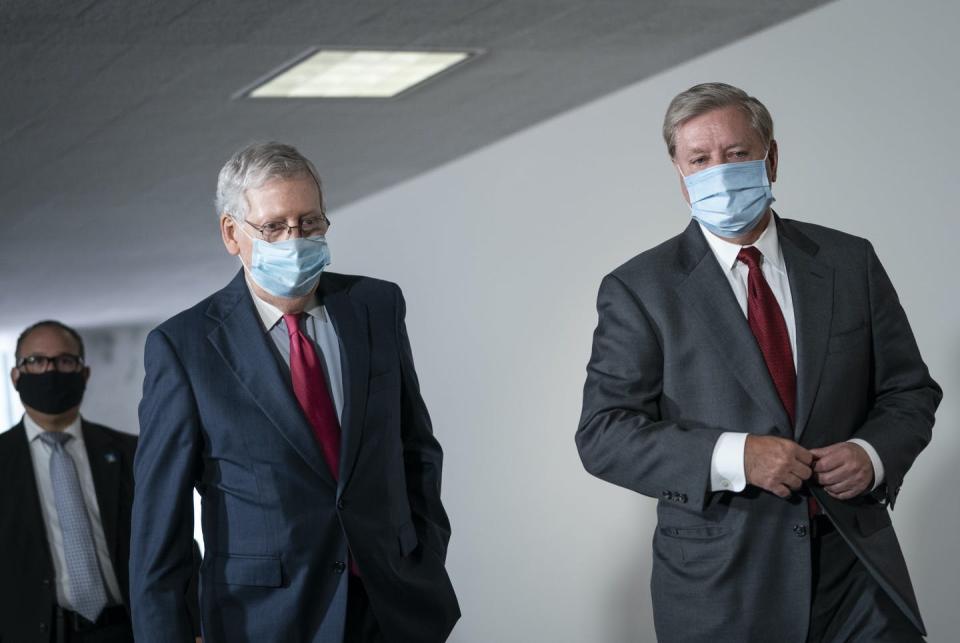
[825, 481, 862, 500]
[790, 461, 813, 482]
[784, 472, 805, 491]
[815, 464, 849, 487]
[822, 467, 870, 499]
[744, 436, 817, 498]
[747, 440, 871, 501]
[773, 483, 792, 498]
[811, 446, 844, 473]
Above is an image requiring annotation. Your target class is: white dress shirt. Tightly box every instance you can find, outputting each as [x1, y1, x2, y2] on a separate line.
[246, 282, 345, 424]
[699, 220, 885, 493]
[23, 414, 124, 609]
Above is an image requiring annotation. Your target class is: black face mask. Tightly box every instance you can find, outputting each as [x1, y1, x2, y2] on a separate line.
[15, 371, 86, 414]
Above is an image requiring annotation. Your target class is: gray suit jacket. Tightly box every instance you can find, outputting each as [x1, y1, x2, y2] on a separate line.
[576, 216, 941, 642]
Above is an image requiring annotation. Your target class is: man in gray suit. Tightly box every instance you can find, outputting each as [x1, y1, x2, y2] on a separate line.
[576, 83, 941, 642]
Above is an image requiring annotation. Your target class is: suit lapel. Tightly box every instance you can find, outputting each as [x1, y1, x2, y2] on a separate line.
[207, 271, 336, 487]
[82, 421, 121, 565]
[778, 219, 834, 441]
[318, 276, 370, 494]
[674, 221, 793, 434]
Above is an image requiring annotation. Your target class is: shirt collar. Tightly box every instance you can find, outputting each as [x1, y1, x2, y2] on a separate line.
[698, 216, 786, 274]
[24, 413, 83, 444]
[245, 279, 326, 332]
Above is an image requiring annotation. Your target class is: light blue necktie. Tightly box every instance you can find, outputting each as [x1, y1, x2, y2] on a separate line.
[39, 432, 109, 623]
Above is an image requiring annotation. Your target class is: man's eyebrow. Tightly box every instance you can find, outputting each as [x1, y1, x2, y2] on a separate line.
[683, 141, 752, 155]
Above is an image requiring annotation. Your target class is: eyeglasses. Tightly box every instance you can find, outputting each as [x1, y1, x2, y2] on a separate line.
[244, 214, 330, 243]
[17, 354, 85, 374]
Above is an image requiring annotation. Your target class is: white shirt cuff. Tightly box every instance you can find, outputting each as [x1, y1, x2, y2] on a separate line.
[710, 432, 748, 492]
[847, 438, 885, 492]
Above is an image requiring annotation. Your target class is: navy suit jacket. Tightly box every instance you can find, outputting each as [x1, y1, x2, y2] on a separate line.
[130, 271, 459, 642]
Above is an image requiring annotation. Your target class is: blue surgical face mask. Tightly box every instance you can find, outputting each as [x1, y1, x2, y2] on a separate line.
[238, 225, 331, 298]
[679, 153, 774, 238]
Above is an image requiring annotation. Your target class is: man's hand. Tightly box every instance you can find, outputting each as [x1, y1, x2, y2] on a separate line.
[810, 442, 874, 500]
[744, 435, 814, 498]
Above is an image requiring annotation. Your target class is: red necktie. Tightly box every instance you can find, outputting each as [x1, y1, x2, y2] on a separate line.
[283, 313, 362, 574]
[283, 313, 341, 479]
[737, 249, 819, 515]
[736, 247, 796, 424]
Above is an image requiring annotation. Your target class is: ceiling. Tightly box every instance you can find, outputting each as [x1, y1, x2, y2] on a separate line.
[0, 0, 832, 331]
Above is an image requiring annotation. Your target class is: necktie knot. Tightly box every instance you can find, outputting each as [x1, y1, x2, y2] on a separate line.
[737, 246, 763, 270]
[39, 431, 72, 449]
[282, 313, 303, 337]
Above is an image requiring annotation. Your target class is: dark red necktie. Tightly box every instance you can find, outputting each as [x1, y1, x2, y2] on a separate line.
[736, 247, 796, 425]
[737, 249, 819, 514]
[283, 314, 362, 574]
[283, 313, 341, 479]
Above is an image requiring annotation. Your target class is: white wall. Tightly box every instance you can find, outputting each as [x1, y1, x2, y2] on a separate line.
[319, 1, 958, 640]
[79, 325, 153, 433]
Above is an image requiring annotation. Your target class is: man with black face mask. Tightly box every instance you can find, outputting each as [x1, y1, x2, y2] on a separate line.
[0, 320, 138, 642]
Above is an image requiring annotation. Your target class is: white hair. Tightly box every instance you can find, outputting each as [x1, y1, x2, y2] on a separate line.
[215, 141, 324, 219]
[662, 82, 774, 159]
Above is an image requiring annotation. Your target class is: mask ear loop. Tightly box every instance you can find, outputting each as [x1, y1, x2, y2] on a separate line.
[230, 216, 258, 273]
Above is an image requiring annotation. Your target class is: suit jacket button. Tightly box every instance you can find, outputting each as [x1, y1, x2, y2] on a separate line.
[333, 561, 347, 574]
[337, 499, 345, 510]
[678, 494, 687, 504]
[662, 491, 673, 500]
[793, 524, 807, 538]
[39, 623, 47, 631]
[41, 578, 51, 586]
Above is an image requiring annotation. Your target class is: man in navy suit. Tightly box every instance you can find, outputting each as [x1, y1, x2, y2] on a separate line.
[130, 142, 459, 642]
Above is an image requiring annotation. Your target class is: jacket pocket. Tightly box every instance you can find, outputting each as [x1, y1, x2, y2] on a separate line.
[207, 553, 283, 587]
[659, 525, 731, 563]
[397, 521, 419, 557]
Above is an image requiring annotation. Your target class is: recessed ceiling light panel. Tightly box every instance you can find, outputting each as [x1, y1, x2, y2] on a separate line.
[246, 49, 474, 98]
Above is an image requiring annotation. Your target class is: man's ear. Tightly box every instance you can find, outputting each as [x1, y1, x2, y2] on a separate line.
[10, 367, 19, 389]
[674, 159, 691, 205]
[767, 139, 779, 183]
[82, 366, 91, 384]
[221, 215, 241, 256]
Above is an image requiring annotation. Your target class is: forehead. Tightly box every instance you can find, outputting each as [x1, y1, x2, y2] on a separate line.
[244, 175, 321, 219]
[675, 105, 760, 152]
[20, 326, 81, 355]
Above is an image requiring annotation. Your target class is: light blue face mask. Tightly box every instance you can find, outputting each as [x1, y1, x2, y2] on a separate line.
[680, 154, 775, 238]
[239, 226, 331, 298]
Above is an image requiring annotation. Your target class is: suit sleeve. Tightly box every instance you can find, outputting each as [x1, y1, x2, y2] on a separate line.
[851, 241, 941, 507]
[576, 273, 724, 509]
[130, 328, 201, 642]
[395, 286, 452, 560]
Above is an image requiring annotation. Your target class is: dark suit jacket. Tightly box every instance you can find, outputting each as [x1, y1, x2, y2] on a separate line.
[0, 419, 137, 643]
[130, 270, 460, 643]
[577, 216, 941, 642]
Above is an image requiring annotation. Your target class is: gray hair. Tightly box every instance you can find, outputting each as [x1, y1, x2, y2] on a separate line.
[662, 82, 774, 158]
[215, 141, 325, 219]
